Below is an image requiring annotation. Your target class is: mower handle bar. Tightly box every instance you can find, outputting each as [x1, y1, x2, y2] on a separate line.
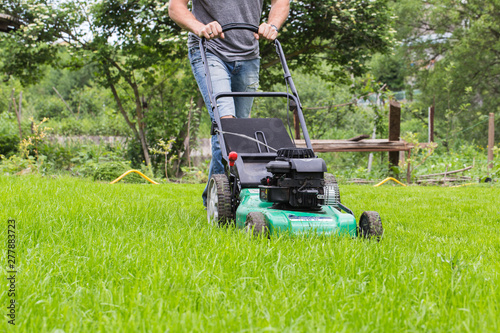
[221, 23, 259, 34]
[214, 92, 299, 105]
[199, 23, 313, 151]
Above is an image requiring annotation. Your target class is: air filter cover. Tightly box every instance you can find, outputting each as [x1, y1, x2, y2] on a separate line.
[276, 148, 315, 160]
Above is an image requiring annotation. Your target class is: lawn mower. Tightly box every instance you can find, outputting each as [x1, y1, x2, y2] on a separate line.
[203, 24, 383, 239]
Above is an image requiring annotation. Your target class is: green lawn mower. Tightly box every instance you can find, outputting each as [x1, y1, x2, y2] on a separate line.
[203, 24, 383, 239]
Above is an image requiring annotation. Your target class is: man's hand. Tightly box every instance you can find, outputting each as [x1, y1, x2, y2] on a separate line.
[169, 0, 224, 40]
[198, 21, 224, 40]
[255, 23, 279, 41]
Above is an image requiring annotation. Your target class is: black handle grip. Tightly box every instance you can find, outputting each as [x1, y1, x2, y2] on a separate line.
[221, 23, 259, 34]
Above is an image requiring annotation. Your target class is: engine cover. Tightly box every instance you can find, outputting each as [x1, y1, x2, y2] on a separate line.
[259, 148, 329, 210]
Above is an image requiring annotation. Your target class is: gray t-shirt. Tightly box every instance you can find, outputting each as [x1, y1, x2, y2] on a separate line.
[187, 0, 264, 62]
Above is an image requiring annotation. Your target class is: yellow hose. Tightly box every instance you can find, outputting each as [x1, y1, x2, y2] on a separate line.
[109, 169, 159, 185]
[374, 177, 407, 187]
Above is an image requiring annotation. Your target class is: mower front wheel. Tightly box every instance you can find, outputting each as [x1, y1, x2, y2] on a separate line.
[207, 174, 233, 226]
[358, 211, 383, 241]
[245, 212, 270, 237]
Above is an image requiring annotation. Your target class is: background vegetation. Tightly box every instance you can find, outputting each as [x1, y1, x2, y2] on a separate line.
[0, 0, 498, 182]
[1, 2, 499, 331]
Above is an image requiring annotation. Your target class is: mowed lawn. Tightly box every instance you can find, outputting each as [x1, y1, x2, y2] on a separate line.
[1, 175, 499, 332]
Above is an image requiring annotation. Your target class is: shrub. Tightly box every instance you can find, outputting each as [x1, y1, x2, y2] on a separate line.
[92, 161, 143, 183]
[0, 113, 19, 158]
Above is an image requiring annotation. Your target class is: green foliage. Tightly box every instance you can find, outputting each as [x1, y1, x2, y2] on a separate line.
[149, 137, 176, 181]
[419, 143, 500, 182]
[26, 62, 113, 120]
[260, 0, 396, 88]
[179, 165, 209, 184]
[125, 139, 144, 169]
[369, 52, 407, 91]
[0, 112, 19, 157]
[92, 161, 139, 183]
[399, 133, 438, 181]
[142, 58, 202, 171]
[392, 0, 500, 145]
[1, 0, 397, 170]
[0, 153, 35, 175]
[0, 131, 134, 179]
[46, 114, 131, 136]
[323, 151, 393, 182]
[14, 117, 52, 173]
[0, 0, 186, 166]
[253, 69, 384, 141]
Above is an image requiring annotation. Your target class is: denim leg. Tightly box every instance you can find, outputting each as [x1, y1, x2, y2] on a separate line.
[189, 47, 234, 120]
[189, 46, 260, 206]
[209, 58, 237, 118]
[232, 58, 260, 118]
[189, 47, 232, 206]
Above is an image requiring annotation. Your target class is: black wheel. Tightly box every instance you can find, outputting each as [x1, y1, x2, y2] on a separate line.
[245, 212, 269, 237]
[207, 174, 233, 226]
[324, 173, 341, 204]
[358, 211, 383, 241]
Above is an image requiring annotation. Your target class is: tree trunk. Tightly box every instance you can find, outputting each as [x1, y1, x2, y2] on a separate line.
[137, 117, 151, 166]
[8, 88, 14, 113]
[105, 71, 151, 166]
[131, 81, 151, 166]
[179, 94, 204, 174]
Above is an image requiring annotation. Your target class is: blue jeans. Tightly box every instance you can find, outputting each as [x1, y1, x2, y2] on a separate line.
[188, 46, 260, 206]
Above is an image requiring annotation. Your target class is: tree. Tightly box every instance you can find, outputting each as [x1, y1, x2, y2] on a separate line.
[260, 0, 396, 87]
[1, 0, 184, 166]
[392, 0, 500, 145]
[1, 0, 395, 166]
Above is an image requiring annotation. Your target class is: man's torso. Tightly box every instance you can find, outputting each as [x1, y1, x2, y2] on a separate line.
[187, 0, 265, 62]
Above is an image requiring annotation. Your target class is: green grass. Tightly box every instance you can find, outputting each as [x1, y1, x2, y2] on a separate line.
[1, 175, 499, 332]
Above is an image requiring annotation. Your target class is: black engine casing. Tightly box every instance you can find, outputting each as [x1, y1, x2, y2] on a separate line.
[259, 148, 327, 210]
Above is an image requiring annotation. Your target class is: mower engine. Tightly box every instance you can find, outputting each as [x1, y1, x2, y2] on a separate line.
[259, 148, 337, 210]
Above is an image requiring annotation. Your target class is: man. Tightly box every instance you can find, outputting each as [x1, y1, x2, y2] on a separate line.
[169, 0, 290, 206]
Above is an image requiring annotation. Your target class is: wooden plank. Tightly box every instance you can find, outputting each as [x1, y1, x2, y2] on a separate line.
[293, 109, 300, 140]
[388, 101, 401, 141]
[389, 100, 401, 168]
[295, 139, 413, 152]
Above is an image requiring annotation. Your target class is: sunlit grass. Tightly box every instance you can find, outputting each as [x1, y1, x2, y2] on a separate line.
[1, 175, 499, 332]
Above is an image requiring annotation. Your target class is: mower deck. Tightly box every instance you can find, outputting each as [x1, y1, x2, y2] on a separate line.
[235, 189, 357, 236]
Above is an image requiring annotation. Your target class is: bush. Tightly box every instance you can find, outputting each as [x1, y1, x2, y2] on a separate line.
[33, 95, 66, 119]
[0, 128, 19, 158]
[0, 113, 19, 158]
[92, 161, 144, 183]
[46, 115, 131, 136]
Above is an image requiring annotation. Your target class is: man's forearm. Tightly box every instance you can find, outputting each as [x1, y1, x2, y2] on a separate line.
[169, 0, 224, 39]
[168, 0, 205, 36]
[268, 0, 290, 29]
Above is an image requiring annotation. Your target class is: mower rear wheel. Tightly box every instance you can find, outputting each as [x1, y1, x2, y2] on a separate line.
[324, 173, 341, 204]
[245, 212, 269, 237]
[207, 174, 233, 226]
[358, 211, 383, 241]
